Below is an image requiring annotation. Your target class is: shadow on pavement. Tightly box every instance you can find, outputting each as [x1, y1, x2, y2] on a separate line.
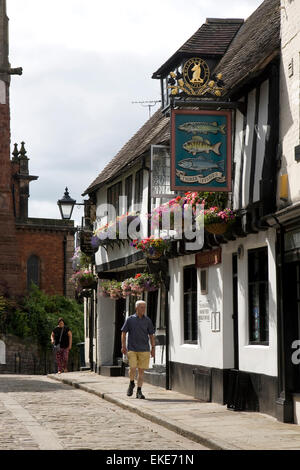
[0, 375, 69, 393]
[145, 398, 199, 403]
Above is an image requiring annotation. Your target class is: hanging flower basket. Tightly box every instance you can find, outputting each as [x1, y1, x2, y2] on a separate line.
[202, 207, 236, 236]
[99, 280, 112, 297]
[108, 281, 123, 299]
[70, 269, 97, 291]
[79, 278, 98, 289]
[205, 222, 230, 235]
[121, 280, 132, 297]
[131, 237, 169, 260]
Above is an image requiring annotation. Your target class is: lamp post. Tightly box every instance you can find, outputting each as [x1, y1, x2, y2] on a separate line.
[57, 187, 96, 373]
[57, 187, 76, 220]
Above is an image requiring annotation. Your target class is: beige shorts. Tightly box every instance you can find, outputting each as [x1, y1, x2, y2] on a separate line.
[127, 351, 150, 370]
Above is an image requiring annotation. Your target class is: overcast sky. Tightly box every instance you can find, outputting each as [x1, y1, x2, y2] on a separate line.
[7, 0, 262, 226]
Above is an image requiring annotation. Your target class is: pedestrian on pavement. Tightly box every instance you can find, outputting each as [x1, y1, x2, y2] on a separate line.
[51, 318, 72, 374]
[121, 300, 155, 399]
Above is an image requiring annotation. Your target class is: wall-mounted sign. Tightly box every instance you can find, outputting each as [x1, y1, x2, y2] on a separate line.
[199, 308, 210, 322]
[195, 247, 222, 268]
[171, 109, 232, 192]
[168, 57, 225, 98]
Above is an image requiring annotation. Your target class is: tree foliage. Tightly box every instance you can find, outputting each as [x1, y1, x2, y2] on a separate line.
[0, 285, 84, 358]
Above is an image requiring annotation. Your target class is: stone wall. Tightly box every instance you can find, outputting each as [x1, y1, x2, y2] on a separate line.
[0, 334, 80, 375]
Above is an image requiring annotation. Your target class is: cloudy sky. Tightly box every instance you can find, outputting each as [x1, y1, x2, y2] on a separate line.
[7, 0, 262, 226]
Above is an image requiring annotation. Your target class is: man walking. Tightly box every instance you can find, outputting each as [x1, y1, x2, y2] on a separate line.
[121, 300, 155, 399]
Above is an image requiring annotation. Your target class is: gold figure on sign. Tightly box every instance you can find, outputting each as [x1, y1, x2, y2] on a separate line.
[168, 57, 225, 97]
[190, 62, 204, 84]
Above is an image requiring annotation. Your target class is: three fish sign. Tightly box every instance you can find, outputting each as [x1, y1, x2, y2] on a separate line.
[171, 109, 232, 192]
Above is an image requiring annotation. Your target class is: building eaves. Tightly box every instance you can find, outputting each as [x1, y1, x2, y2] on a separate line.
[214, 0, 280, 95]
[152, 18, 244, 79]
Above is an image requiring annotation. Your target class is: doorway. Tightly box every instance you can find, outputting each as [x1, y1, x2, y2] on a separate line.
[283, 261, 300, 393]
[232, 253, 239, 370]
[113, 298, 126, 365]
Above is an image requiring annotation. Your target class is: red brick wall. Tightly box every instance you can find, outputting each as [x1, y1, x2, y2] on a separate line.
[0, 82, 22, 296]
[16, 229, 67, 296]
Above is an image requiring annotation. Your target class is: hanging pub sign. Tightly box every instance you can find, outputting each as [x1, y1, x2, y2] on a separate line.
[171, 109, 232, 192]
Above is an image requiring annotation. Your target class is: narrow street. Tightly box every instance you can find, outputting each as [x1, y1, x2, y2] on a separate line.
[0, 375, 208, 450]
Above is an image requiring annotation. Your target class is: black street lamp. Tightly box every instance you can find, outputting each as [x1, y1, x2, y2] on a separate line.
[57, 187, 76, 220]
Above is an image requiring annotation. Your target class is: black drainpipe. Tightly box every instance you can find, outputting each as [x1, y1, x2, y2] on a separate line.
[272, 215, 293, 422]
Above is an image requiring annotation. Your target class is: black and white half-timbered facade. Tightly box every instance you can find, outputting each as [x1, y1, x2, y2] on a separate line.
[81, 0, 300, 423]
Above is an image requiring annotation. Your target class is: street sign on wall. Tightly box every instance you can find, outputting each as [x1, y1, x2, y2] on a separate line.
[171, 109, 232, 192]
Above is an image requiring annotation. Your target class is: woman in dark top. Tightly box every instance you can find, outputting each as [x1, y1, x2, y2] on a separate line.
[51, 318, 72, 374]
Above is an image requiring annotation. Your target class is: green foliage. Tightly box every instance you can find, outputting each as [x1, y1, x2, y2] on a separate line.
[0, 285, 84, 359]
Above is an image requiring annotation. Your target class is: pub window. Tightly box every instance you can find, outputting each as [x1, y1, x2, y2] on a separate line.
[183, 266, 198, 344]
[134, 169, 144, 207]
[248, 247, 269, 344]
[107, 181, 122, 220]
[125, 175, 133, 212]
[27, 255, 40, 289]
[200, 269, 208, 295]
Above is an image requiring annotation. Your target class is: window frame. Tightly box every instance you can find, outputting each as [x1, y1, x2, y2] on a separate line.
[107, 181, 122, 220]
[183, 265, 198, 344]
[27, 254, 41, 290]
[125, 174, 133, 213]
[248, 246, 269, 346]
[134, 169, 144, 207]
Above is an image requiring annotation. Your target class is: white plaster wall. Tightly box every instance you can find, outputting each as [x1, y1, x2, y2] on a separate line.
[169, 254, 225, 369]
[0, 340, 6, 364]
[253, 80, 269, 203]
[242, 88, 256, 208]
[169, 229, 277, 376]
[223, 229, 278, 377]
[280, 0, 300, 205]
[233, 108, 244, 211]
[97, 294, 115, 365]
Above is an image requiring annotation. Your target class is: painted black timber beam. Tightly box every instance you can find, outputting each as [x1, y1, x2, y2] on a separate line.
[171, 98, 247, 115]
[96, 250, 145, 273]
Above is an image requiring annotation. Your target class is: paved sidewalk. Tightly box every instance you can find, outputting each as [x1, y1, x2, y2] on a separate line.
[48, 371, 300, 450]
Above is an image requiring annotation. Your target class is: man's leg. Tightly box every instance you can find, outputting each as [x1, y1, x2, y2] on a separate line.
[136, 369, 145, 399]
[136, 351, 150, 399]
[137, 368, 144, 388]
[129, 367, 136, 382]
[127, 352, 137, 396]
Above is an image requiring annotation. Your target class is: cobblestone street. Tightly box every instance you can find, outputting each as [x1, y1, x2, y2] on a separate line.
[0, 375, 207, 450]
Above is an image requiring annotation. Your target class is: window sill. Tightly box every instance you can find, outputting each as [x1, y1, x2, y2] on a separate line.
[181, 342, 198, 348]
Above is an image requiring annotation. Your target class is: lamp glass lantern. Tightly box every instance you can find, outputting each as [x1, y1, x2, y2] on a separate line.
[57, 187, 76, 220]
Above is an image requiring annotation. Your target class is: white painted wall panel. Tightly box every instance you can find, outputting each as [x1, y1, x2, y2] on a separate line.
[242, 89, 256, 208]
[223, 229, 277, 376]
[0, 340, 5, 364]
[233, 109, 244, 210]
[253, 80, 269, 203]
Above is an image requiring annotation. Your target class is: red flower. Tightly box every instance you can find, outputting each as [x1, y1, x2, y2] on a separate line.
[135, 273, 142, 279]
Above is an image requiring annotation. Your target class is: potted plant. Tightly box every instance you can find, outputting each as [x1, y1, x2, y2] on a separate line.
[130, 274, 145, 295]
[131, 236, 169, 259]
[108, 280, 123, 299]
[202, 207, 236, 235]
[99, 280, 112, 298]
[71, 247, 91, 270]
[70, 269, 97, 290]
[121, 279, 133, 297]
